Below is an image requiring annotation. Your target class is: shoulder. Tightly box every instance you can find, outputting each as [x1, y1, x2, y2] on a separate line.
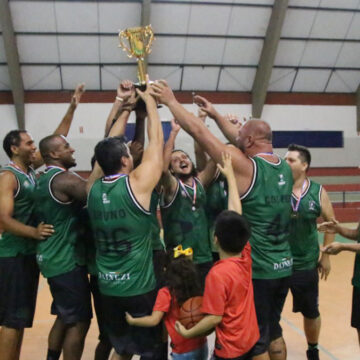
[0, 169, 17, 187]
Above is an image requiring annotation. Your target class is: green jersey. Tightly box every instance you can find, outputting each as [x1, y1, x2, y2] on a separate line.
[150, 190, 165, 251]
[352, 230, 360, 287]
[87, 175, 156, 297]
[289, 180, 322, 271]
[35, 167, 84, 278]
[161, 177, 212, 264]
[205, 171, 228, 253]
[0, 164, 37, 257]
[242, 156, 293, 279]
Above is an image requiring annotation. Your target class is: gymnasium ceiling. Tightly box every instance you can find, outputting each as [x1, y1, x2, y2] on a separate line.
[0, 0, 360, 93]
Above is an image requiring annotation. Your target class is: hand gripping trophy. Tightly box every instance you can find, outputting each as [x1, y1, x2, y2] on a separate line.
[118, 25, 155, 88]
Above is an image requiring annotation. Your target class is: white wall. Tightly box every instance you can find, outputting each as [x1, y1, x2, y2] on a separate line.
[0, 102, 358, 170]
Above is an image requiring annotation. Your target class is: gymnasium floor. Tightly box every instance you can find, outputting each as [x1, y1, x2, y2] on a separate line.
[19, 227, 360, 360]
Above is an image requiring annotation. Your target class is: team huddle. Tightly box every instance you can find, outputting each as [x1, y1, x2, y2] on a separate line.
[0, 77, 359, 360]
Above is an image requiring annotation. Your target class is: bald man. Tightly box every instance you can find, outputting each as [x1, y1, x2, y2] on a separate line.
[150, 82, 293, 360]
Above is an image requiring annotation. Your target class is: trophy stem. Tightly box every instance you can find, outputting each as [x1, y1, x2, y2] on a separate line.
[137, 58, 146, 85]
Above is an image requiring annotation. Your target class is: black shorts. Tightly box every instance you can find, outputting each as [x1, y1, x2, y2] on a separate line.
[0, 254, 39, 329]
[252, 277, 290, 356]
[48, 266, 92, 324]
[290, 268, 320, 319]
[101, 289, 162, 357]
[351, 286, 360, 329]
[196, 261, 213, 290]
[90, 275, 111, 343]
[214, 346, 255, 360]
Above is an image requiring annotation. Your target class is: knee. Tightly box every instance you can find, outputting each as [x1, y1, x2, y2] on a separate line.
[269, 336, 286, 355]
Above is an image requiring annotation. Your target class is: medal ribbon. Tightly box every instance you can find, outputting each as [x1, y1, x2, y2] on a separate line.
[9, 161, 36, 185]
[103, 173, 127, 181]
[291, 179, 307, 213]
[179, 178, 197, 209]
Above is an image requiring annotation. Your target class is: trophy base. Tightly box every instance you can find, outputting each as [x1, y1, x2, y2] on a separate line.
[134, 82, 162, 110]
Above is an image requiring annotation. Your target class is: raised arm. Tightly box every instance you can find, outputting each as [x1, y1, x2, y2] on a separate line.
[217, 152, 242, 214]
[0, 171, 54, 240]
[194, 109, 208, 172]
[129, 107, 146, 168]
[194, 95, 239, 146]
[129, 75, 164, 210]
[318, 188, 335, 280]
[32, 84, 85, 169]
[150, 80, 253, 195]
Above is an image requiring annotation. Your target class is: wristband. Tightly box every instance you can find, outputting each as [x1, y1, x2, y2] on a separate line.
[116, 96, 123, 102]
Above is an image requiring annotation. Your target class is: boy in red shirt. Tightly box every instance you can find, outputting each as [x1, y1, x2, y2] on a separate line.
[176, 153, 259, 360]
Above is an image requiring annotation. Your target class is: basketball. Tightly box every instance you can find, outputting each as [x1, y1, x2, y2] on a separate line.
[178, 296, 204, 329]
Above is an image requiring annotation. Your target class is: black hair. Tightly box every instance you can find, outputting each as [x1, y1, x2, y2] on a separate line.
[94, 136, 129, 176]
[164, 252, 202, 306]
[3, 130, 28, 158]
[287, 143, 311, 171]
[39, 135, 61, 162]
[215, 210, 251, 254]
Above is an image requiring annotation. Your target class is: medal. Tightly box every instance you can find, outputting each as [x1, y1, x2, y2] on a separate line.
[291, 211, 299, 219]
[179, 178, 197, 211]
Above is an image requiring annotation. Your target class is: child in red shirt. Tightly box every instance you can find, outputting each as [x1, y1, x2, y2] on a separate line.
[175, 153, 260, 359]
[126, 248, 208, 359]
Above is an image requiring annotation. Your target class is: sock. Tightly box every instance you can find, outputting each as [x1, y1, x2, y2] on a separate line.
[308, 342, 318, 350]
[46, 349, 61, 360]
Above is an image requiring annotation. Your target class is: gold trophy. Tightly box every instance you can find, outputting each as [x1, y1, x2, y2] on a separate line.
[118, 25, 155, 86]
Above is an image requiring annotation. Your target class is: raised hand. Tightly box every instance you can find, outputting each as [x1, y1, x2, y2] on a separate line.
[197, 108, 207, 122]
[71, 83, 85, 107]
[193, 95, 217, 119]
[150, 79, 176, 106]
[217, 152, 234, 179]
[136, 74, 156, 105]
[35, 222, 54, 240]
[224, 113, 242, 127]
[117, 80, 134, 100]
[171, 118, 181, 134]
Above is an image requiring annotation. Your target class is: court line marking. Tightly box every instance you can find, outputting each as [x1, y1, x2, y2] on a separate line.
[281, 316, 340, 360]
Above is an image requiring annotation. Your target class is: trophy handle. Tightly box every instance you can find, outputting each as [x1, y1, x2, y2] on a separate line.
[118, 31, 134, 58]
[144, 25, 155, 55]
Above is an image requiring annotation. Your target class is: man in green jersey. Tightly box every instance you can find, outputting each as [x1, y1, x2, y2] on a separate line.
[161, 119, 216, 286]
[285, 144, 335, 360]
[319, 221, 360, 347]
[0, 84, 84, 360]
[87, 76, 164, 360]
[35, 86, 134, 360]
[151, 82, 293, 360]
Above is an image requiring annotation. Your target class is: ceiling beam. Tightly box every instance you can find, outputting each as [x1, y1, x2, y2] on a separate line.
[357, 84, 360, 134]
[141, 0, 152, 73]
[251, 0, 288, 118]
[0, 0, 25, 129]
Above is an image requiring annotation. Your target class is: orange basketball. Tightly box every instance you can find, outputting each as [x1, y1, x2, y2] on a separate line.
[178, 296, 204, 329]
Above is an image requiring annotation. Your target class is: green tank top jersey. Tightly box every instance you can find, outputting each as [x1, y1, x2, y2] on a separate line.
[35, 167, 85, 278]
[206, 171, 228, 253]
[0, 165, 37, 257]
[150, 190, 165, 251]
[352, 231, 360, 287]
[161, 178, 212, 264]
[87, 175, 156, 297]
[242, 156, 293, 279]
[78, 207, 97, 276]
[289, 180, 322, 271]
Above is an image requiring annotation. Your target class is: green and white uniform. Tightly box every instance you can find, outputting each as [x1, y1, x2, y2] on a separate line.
[35, 167, 85, 278]
[289, 180, 322, 271]
[0, 164, 37, 257]
[161, 177, 212, 264]
[87, 175, 156, 297]
[242, 156, 293, 279]
[150, 190, 165, 251]
[205, 171, 228, 253]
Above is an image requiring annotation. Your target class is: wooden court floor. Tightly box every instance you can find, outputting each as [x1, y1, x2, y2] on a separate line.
[18, 241, 360, 359]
